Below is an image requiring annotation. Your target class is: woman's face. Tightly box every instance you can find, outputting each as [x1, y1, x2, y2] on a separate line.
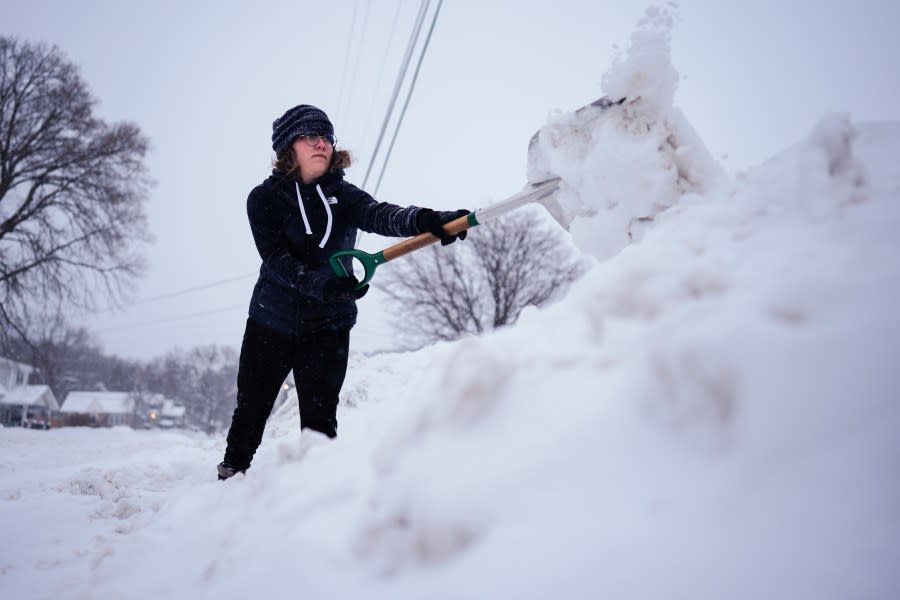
[293, 136, 334, 183]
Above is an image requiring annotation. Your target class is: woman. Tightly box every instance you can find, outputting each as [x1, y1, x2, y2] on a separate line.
[218, 104, 468, 480]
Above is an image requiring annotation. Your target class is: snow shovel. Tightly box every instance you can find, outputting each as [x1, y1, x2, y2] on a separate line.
[329, 176, 565, 288]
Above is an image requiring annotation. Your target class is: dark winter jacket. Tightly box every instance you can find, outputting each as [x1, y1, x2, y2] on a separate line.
[246, 170, 424, 336]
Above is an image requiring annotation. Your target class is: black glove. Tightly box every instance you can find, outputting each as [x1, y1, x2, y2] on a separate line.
[322, 275, 369, 302]
[416, 208, 471, 246]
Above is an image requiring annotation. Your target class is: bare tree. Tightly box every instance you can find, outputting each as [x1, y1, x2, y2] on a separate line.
[0, 37, 151, 352]
[378, 207, 587, 347]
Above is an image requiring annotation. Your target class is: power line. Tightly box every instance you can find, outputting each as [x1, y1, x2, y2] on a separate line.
[94, 304, 247, 333]
[374, 0, 444, 196]
[362, 0, 432, 190]
[361, 0, 404, 149]
[88, 272, 256, 314]
[119, 273, 256, 310]
[343, 0, 372, 135]
[336, 0, 362, 125]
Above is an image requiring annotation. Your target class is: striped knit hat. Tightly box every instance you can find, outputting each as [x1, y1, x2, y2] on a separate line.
[271, 104, 335, 154]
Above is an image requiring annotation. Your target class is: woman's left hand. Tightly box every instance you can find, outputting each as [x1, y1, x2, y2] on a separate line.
[322, 275, 369, 302]
[416, 208, 471, 246]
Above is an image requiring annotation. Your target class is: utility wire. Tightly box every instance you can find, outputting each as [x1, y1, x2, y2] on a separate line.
[374, 0, 444, 196]
[362, 0, 431, 190]
[354, 0, 405, 251]
[343, 0, 372, 135]
[94, 305, 247, 333]
[83, 272, 256, 316]
[336, 0, 362, 125]
[99, 272, 256, 311]
[361, 0, 404, 149]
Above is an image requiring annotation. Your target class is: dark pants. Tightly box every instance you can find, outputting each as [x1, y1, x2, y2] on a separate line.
[222, 318, 350, 471]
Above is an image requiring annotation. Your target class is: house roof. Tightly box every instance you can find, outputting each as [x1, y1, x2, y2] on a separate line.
[61, 391, 134, 415]
[0, 385, 59, 410]
[0, 357, 35, 371]
[134, 392, 167, 406]
[162, 399, 186, 418]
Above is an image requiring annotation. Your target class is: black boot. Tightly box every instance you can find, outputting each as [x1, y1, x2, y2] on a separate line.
[217, 462, 245, 481]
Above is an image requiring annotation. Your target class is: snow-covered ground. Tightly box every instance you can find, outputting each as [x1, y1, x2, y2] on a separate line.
[3, 7, 898, 599]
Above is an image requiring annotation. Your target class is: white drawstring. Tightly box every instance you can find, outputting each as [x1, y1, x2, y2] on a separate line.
[315, 184, 333, 249]
[294, 182, 312, 235]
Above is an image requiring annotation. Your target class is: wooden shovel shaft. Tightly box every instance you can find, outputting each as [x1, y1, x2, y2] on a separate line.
[382, 177, 561, 261]
[382, 214, 474, 261]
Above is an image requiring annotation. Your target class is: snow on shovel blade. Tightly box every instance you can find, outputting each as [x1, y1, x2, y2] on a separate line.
[525, 96, 630, 228]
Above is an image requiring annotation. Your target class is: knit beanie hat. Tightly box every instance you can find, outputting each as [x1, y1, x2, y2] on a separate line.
[271, 104, 335, 154]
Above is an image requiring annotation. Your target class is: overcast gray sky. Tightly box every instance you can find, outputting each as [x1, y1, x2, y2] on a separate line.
[4, 0, 900, 360]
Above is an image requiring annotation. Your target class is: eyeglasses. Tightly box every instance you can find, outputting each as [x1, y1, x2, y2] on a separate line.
[298, 134, 337, 148]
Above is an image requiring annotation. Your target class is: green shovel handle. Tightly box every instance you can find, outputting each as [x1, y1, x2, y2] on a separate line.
[329, 248, 387, 289]
[329, 212, 477, 289]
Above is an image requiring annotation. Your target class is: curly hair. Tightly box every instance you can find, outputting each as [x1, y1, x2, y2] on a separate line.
[273, 146, 352, 178]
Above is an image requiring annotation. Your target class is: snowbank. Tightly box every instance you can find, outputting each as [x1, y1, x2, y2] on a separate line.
[2, 6, 898, 599]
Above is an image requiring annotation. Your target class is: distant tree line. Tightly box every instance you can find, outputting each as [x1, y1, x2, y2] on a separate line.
[5, 322, 238, 434]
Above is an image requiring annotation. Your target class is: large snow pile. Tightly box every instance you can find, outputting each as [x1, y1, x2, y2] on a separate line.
[3, 6, 898, 599]
[528, 6, 724, 260]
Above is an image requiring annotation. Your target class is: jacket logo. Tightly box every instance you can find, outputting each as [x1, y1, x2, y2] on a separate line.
[327, 196, 338, 205]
